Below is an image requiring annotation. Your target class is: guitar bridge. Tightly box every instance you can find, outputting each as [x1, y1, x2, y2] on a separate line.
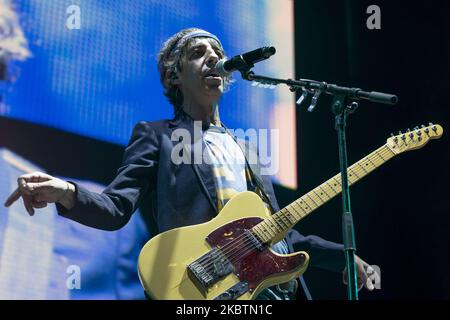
[187, 247, 234, 295]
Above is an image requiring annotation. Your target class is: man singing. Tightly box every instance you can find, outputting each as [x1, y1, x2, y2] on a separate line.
[4, 28, 378, 299]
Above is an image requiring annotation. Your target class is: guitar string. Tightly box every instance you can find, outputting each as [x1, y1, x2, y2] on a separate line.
[194, 147, 395, 274]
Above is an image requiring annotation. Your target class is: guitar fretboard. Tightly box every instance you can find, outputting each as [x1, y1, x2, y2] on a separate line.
[251, 144, 396, 244]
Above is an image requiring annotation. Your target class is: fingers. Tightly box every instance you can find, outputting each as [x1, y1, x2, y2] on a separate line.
[4, 180, 35, 209]
[342, 270, 365, 290]
[19, 172, 53, 183]
[16, 172, 52, 194]
[18, 177, 32, 196]
[26, 181, 53, 192]
[4, 172, 54, 214]
[358, 271, 368, 291]
[21, 194, 50, 215]
[4, 188, 21, 207]
[14, 180, 50, 215]
[31, 200, 48, 209]
[354, 255, 373, 291]
[22, 195, 35, 216]
[19, 181, 52, 195]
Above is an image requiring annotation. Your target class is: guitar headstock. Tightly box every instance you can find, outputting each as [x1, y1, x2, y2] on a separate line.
[386, 123, 443, 154]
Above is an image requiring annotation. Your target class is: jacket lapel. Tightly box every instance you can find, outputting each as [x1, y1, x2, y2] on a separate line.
[169, 117, 218, 214]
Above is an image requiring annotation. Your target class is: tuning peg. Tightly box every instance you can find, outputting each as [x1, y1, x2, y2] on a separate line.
[398, 130, 403, 135]
[390, 133, 399, 143]
[401, 134, 406, 141]
[421, 124, 426, 128]
[428, 122, 434, 126]
[432, 125, 437, 132]
[414, 126, 419, 130]
[406, 128, 411, 132]
[417, 130, 422, 136]
[424, 127, 430, 133]
[409, 132, 414, 138]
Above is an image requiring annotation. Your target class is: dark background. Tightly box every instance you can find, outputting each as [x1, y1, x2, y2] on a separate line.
[281, 0, 449, 299]
[1, 0, 449, 299]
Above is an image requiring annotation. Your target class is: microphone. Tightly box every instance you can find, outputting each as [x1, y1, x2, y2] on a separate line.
[215, 46, 276, 77]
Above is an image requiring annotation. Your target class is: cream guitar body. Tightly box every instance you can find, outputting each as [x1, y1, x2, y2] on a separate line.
[138, 191, 309, 300]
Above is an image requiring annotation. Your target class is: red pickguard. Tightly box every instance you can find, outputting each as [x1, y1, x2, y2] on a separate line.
[205, 217, 306, 291]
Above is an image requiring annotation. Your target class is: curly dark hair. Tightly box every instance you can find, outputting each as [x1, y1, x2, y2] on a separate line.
[157, 28, 232, 117]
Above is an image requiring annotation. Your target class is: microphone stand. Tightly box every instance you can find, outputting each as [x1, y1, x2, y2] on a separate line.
[239, 68, 397, 300]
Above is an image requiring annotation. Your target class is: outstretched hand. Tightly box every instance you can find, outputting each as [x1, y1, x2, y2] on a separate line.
[4, 172, 74, 215]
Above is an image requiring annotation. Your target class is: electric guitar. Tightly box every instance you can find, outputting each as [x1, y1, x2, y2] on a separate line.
[138, 124, 443, 300]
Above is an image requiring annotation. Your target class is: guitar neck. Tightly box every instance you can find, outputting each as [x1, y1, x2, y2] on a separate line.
[252, 144, 396, 244]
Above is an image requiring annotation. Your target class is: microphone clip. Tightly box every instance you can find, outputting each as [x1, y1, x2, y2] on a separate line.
[294, 81, 326, 112]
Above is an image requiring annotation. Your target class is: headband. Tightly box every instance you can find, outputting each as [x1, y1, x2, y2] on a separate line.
[170, 31, 223, 56]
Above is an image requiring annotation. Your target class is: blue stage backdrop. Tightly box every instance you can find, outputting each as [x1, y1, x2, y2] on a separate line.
[3, 0, 297, 188]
